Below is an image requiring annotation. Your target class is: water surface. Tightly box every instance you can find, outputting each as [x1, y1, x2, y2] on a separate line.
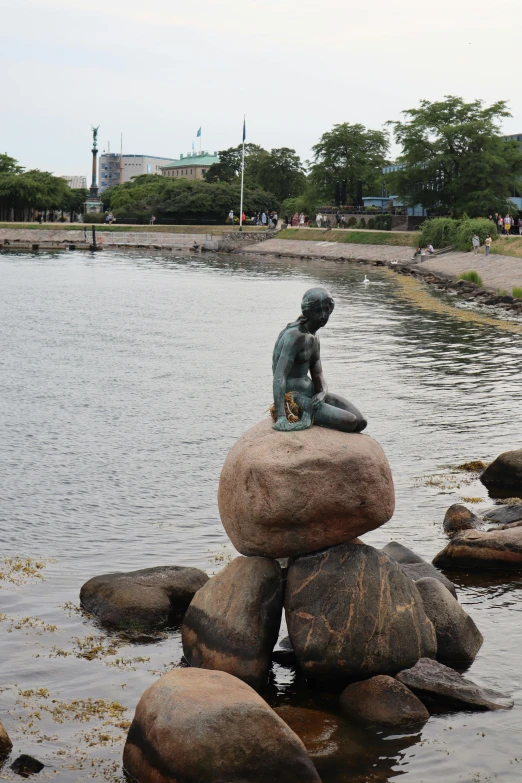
[1, 250, 522, 782]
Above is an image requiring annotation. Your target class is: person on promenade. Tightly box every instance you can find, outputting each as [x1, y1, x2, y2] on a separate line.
[472, 233, 480, 254]
[504, 214, 511, 235]
[497, 215, 504, 234]
[292, 212, 299, 226]
[411, 246, 422, 259]
[426, 243, 435, 254]
[299, 213, 305, 227]
[261, 212, 267, 226]
[316, 213, 322, 228]
[519, 217, 522, 236]
[485, 234, 492, 256]
[149, 214, 156, 225]
[228, 210, 234, 224]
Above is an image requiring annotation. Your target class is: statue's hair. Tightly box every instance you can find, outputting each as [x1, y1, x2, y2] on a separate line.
[272, 287, 335, 373]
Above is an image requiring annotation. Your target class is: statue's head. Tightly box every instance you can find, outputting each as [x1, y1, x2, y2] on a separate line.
[301, 287, 335, 330]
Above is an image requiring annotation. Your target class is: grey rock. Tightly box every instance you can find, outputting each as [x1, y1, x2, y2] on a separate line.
[415, 577, 483, 664]
[433, 527, 522, 570]
[484, 503, 522, 526]
[80, 565, 209, 631]
[481, 448, 522, 491]
[401, 562, 457, 599]
[443, 504, 482, 536]
[397, 658, 513, 710]
[382, 541, 457, 598]
[381, 541, 425, 564]
[286, 542, 436, 682]
[182, 556, 283, 689]
[340, 675, 429, 727]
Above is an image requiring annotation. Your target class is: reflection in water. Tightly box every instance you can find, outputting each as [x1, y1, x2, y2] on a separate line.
[1, 250, 522, 781]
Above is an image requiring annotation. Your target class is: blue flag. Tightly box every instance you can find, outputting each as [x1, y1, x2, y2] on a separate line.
[196, 127, 201, 138]
[242, 118, 246, 142]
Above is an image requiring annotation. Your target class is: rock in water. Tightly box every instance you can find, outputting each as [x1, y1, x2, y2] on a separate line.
[123, 669, 321, 783]
[481, 448, 522, 492]
[218, 420, 394, 559]
[433, 527, 522, 569]
[381, 541, 425, 564]
[396, 658, 513, 710]
[443, 504, 482, 536]
[340, 675, 429, 727]
[80, 566, 209, 630]
[182, 556, 283, 688]
[10, 755, 44, 775]
[484, 503, 522, 526]
[382, 541, 457, 598]
[415, 577, 483, 664]
[285, 542, 436, 682]
[0, 720, 12, 753]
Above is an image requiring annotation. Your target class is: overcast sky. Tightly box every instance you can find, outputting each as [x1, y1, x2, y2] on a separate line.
[2, 0, 521, 179]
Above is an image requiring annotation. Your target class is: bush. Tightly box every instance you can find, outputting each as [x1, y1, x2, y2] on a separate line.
[420, 217, 493, 250]
[82, 212, 107, 223]
[347, 216, 358, 227]
[513, 287, 522, 299]
[366, 217, 375, 229]
[459, 271, 483, 286]
[374, 214, 392, 230]
[357, 218, 367, 229]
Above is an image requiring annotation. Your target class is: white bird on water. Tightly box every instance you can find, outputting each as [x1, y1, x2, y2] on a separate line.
[363, 275, 370, 284]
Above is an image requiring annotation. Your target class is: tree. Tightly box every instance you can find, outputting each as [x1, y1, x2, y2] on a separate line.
[309, 123, 389, 205]
[203, 144, 264, 183]
[388, 96, 522, 216]
[204, 144, 306, 202]
[248, 148, 306, 202]
[103, 174, 279, 223]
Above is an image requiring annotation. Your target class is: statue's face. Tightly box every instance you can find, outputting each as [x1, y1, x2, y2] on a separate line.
[307, 299, 332, 330]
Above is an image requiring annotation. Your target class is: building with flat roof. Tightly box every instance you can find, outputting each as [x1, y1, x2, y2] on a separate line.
[160, 151, 219, 181]
[61, 175, 87, 189]
[98, 154, 173, 193]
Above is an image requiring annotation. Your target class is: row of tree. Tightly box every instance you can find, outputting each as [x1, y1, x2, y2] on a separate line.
[0, 154, 88, 221]
[202, 97, 522, 218]
[2, 97, 522, 222]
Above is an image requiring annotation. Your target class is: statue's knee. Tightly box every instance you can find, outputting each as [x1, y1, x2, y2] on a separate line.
[356, 417, 367, 432]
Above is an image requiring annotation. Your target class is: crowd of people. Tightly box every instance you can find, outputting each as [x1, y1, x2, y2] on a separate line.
[227, 210, 278, 226]
[489, 213, 522, 235]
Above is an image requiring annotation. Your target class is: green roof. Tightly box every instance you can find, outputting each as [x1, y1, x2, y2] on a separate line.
[162, 153, 219, 169]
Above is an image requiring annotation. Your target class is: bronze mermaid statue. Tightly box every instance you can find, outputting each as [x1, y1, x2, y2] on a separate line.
[272, 287, 367, 433]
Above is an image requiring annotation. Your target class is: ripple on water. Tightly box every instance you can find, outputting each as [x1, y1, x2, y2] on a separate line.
[1, 250, 522, 781]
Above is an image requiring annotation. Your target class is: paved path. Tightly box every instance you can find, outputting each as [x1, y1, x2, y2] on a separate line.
[421, 252, 522, 292]
[241, 238, 522, 293]
[242, 238, 414, 263]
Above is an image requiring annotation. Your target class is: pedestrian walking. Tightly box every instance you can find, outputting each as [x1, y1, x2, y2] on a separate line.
[299, 212, 305, 227]
[485, 234, 492, 256]
[497, 215, 504, 234]
[316, 212, 322, 228]
[472, 233, 480, 254]
[228, 210, 234, 224]
[504, 214, 511, 235]
[149, 214, 156, 225]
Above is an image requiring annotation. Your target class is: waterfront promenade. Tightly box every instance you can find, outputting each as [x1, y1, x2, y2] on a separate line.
[243, 238, 522, 293]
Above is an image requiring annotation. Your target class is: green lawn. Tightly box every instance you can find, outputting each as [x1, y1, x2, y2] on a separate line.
[490, 236, 522, 259]
[278, 228, 418, 247]
[0, 223, 263, 235]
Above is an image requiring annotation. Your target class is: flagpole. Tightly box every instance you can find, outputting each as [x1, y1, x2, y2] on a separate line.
[239, 116, 245, 232]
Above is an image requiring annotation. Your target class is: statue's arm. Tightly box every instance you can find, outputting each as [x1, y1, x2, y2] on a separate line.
[273, 333, 297, 420]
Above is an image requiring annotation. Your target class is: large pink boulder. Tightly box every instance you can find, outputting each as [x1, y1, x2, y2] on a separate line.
[218, 419, 394, 558]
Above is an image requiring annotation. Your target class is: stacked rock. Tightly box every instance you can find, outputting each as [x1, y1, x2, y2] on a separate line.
[181, 418, 440, 685]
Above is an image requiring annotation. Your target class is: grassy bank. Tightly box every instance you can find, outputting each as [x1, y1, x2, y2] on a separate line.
[490, 236, 522, 259]
[278, 228, 418, 247]
[0, 223, 262, 235]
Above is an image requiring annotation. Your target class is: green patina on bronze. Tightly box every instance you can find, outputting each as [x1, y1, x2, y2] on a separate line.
[272, 287, 367, 433]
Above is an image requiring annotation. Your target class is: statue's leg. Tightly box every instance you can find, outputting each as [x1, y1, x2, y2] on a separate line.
[320, 392, 367, 432]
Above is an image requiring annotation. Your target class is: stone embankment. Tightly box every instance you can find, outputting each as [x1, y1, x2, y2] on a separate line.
[0, 228, 222, 252]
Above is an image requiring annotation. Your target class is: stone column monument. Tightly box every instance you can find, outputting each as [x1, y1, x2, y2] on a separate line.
[84, 125, 103, 214]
